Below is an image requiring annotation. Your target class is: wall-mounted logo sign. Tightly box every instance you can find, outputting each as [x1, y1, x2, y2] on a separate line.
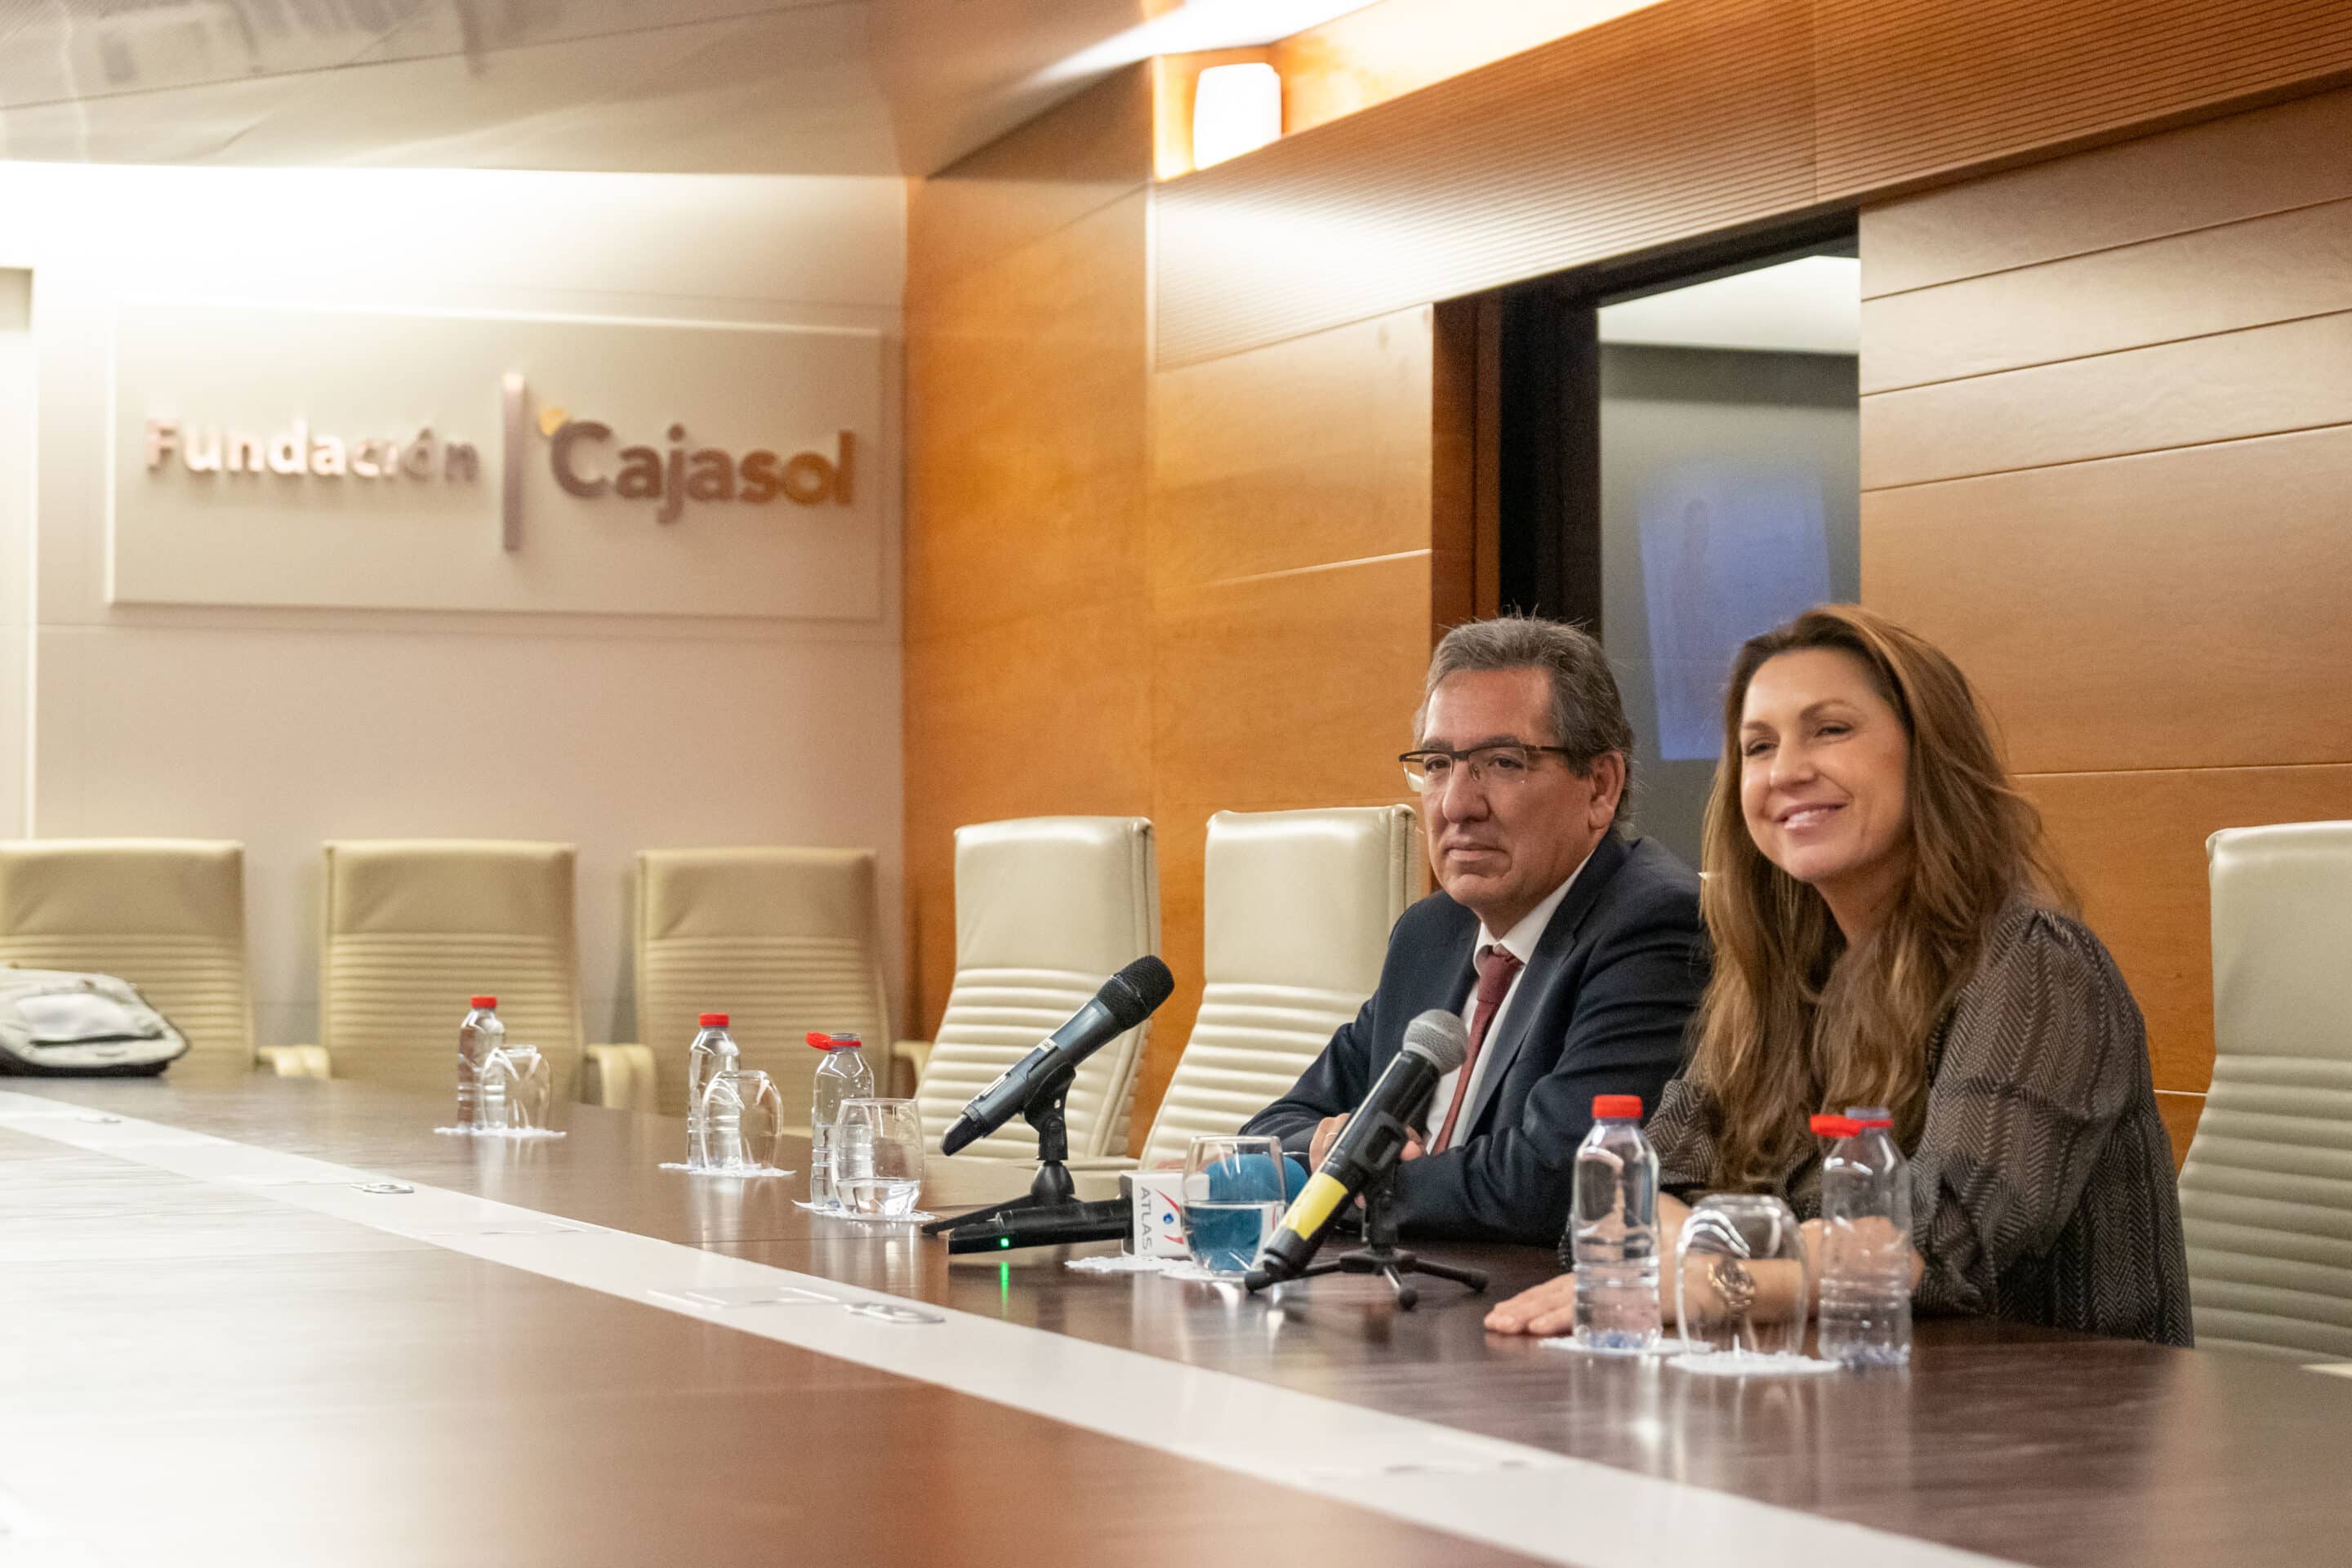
[544, 408, 853, 518]
[111, 302, 886, 620]
[144, 419, 480, 483]
[140, 385, 857, 535]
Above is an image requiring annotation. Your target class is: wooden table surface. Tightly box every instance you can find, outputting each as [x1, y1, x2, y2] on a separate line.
[1, 1076, 2345, 1568]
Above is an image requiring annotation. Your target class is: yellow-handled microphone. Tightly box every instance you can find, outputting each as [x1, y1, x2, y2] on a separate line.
[1245, 1010, 1468, 1290]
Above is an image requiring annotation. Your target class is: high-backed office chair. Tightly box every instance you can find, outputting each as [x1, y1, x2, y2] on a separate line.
[635, 847, 893, 1124]
[0, 839, 254, 1080]
[911, 817, 1156, 1163]
[315, 840, 589, 1098]
[1141, 806, 1418, 1165]
[2180, 822, 2352, 1359]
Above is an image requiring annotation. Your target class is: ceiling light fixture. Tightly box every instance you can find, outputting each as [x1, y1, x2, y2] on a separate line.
[1192, 63, 1282, 171]
[1031, 0, 1378, 87]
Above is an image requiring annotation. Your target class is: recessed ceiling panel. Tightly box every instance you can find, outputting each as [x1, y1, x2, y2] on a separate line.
[0, 0, 1381, 175]
[1599, 256, 1862, 356]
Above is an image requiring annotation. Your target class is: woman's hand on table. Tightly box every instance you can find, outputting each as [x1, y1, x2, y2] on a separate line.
[1803, 1214, 1925, 1298]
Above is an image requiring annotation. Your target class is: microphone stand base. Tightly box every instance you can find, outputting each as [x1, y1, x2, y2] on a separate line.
[1247, 1169, 1486, 1310]
[923, 1070, 1104, 1250]
[1293, 1245, 1488, 1312]
[936, 1196, 1129, 1254]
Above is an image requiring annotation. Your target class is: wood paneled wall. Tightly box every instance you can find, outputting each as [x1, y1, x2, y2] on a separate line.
[1860, 87, 2352, 1160]
[1142, 306, 1459, 1125]
[904, 71, 1156, 1086]
[906, 74, 1461, 1147]
[1158, 0, 2352, 367]
[1158, 0, 1820, 368]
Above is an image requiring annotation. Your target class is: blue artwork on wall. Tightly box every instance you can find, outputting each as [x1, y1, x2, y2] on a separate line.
[1636, 464, 1833, 762]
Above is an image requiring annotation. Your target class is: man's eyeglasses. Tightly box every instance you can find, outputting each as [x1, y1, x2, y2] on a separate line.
[1399, 742, 1579, 793]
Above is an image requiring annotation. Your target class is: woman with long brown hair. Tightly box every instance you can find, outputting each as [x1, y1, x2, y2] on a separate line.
[1487, 605, 2190, 1344]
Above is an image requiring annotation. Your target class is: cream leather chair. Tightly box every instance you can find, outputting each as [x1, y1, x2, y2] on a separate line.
[2181, 822, 2352, 1359]
[912, 817, 1157, 1164]
[634, 847, 893, 1124]
[316, 840, 599, 1098]
[1141, 807, 1418, 1165]
[0, 839, 253, 1080]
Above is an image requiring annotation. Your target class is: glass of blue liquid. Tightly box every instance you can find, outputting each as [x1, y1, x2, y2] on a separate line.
[1180, 1135, 1287, 1276]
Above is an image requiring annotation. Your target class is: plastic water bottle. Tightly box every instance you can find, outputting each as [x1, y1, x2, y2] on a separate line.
[807, 1031, 876, 1207]
[1814, 1107, 1913, 1366]
[1572, 1094, 1661, 1350]
[684, 1013, 739, 1166]
[457, 996, 503, 1129]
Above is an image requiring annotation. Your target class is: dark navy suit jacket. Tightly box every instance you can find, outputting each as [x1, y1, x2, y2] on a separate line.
[1239, 832, 1707, 1244]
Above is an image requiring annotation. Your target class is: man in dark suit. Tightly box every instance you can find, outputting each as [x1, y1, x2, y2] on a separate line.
[1240, 617, 1707, 1244]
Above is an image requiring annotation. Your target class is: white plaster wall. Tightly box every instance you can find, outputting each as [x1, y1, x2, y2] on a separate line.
[0, 270, 30, 843]
[0, 164, 906, 1050]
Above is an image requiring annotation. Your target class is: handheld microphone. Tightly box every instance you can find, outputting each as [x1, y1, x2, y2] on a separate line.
[1247, 1009, 1468, 1287]
[938, 956, 1174, 1157]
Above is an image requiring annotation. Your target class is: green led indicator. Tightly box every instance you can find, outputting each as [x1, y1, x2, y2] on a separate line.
[999, 1236, 1012, 1249]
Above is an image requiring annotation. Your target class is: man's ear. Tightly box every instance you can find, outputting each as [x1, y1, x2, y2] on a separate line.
[1585, 751, 1628, 829]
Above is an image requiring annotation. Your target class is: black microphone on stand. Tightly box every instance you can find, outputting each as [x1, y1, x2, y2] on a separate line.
[924, 956, 1176, 1253]
[938, 956, 1174, 1156]
[1247, 1009, 1468, 1289]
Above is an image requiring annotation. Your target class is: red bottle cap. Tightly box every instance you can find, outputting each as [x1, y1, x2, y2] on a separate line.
[1811, 1114, 1860, 1138]
[806, 1031, 863, 1051]
[1591, 1094, 1642, 1120]
[470, 996, 497, 1009]
[698, 1013, 728, 1027]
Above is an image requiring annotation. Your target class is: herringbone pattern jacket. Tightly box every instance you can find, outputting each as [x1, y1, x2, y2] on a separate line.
[1629, 899, 2194, 1346]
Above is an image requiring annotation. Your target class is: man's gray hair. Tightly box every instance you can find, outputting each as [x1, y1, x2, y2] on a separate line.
[1419, 615, 1636, 829]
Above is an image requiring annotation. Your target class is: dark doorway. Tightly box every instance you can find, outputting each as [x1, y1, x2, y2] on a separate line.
[1486, 231, 1862, 862]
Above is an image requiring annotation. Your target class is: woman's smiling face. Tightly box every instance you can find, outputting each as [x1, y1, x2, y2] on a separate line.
[1738, 647, 1913, 935]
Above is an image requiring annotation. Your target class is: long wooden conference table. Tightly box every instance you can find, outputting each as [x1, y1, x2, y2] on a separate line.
[0, 1077, 2342, 1567]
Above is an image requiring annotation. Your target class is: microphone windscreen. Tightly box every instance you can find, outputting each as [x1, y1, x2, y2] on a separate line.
[1400, 1009, 1470, 1074]
[1101, 955, 1175, 1027]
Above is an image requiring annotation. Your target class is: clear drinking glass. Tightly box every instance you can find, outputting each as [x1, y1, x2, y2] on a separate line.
[478, 1045, 550, 1133]
[833, 1098, 925, 1218]
[1675, 1193, 1811, 1359]
[697, 1067, 786, 1174]
[1180, 1134, 1287, 1275]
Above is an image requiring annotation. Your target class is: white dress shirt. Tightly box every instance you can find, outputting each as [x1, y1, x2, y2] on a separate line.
[1427, 851, 1593, 1152]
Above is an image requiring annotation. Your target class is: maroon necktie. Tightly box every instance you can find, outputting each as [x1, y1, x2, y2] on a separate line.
[1431, 944, 1522, 1154]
